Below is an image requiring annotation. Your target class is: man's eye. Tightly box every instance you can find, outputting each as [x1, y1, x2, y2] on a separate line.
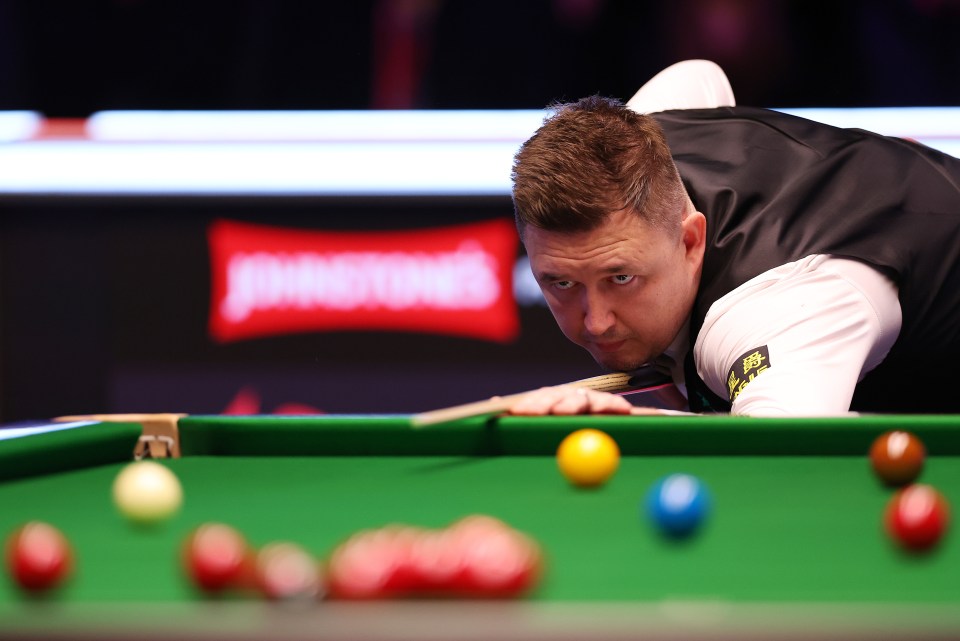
[553, 280, 574, 290]
[612, 275, 635, 285]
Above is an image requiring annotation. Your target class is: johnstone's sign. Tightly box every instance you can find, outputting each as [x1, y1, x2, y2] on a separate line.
[208, 218, 519, 343]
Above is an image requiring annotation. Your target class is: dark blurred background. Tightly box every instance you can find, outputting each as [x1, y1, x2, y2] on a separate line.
[0, 0, 958, 421]
[1, 0, 958, 116]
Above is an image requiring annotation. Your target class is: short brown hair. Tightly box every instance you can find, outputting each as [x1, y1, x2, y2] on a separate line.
[511, 96, 685, 239]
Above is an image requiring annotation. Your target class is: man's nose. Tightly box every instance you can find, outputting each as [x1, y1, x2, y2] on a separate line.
[582, 291, 615, 336]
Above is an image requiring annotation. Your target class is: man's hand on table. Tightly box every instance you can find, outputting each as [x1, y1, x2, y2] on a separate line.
[504, 385, 665, 416]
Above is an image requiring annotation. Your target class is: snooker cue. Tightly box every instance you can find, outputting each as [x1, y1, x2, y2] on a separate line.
[411, 371, 663, 427]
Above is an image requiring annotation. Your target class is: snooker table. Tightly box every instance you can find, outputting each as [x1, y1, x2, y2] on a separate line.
[1, 412, 959, 641]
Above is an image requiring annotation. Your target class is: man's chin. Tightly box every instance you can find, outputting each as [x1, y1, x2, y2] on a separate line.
[590, 352, 648, 373]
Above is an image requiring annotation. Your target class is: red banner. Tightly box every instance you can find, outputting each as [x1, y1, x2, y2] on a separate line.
[208, 218, 519, 343]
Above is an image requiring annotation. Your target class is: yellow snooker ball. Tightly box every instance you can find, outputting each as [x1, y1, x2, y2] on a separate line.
[556, 429, 620, 487]
[112, 460, 183, 524]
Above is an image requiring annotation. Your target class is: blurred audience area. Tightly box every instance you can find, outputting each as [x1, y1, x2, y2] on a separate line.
[0, 0, 957, 116]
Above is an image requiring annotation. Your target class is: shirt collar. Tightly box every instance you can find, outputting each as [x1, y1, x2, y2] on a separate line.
[652, 317, 691, 386]
[624, 318, 691, 382]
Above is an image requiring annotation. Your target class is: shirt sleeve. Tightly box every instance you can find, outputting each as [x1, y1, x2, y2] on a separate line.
[693, 256, 902, 416]
[626, 60, 736, 114]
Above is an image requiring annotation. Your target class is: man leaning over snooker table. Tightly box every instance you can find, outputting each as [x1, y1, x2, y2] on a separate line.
[504, 60, 960, 418]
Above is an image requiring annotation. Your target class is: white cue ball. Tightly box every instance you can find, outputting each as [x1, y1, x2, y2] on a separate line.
[112, 461, 183, 524]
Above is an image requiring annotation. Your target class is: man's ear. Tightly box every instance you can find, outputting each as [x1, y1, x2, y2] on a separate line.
[681, 211, 706, 263]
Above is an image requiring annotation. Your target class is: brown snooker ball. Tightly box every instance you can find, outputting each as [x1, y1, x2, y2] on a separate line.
[869, 430, 925, 486]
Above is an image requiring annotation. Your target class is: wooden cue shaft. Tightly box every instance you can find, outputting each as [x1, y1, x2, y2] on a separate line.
[410, 372, 637, 427]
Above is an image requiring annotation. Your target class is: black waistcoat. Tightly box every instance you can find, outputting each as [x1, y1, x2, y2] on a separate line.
[652, 107, 960, 412]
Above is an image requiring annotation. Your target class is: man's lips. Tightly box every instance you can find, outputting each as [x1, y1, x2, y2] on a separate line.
[592, 340, 626, 353]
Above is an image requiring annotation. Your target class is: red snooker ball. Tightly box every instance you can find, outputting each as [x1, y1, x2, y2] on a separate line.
[884, 484, 950, 551]
[182, 523, 252, 593]
[869, 430, 925, 486]
[5, 521, 73, 592]
[254, 542, 324, 600]
[326, 530, 402, 600]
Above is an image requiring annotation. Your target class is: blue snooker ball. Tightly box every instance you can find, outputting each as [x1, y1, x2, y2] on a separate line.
[645, 473, 710, 537]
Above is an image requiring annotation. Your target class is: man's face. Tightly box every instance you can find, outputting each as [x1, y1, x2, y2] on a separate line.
[524, 209, 704, 372]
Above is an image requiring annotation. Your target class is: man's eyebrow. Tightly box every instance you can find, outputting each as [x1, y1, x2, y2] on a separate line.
[536, 271, 565, 282]
[536, 264, 631, 281]
[601, 264, 630, 274]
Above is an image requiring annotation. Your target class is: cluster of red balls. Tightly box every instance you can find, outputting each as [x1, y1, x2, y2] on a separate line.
[870, 430, 950, 551]
[184, 515, 542, 601]
[183, 516, 544, 601]
[326, 515, 543, 599]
